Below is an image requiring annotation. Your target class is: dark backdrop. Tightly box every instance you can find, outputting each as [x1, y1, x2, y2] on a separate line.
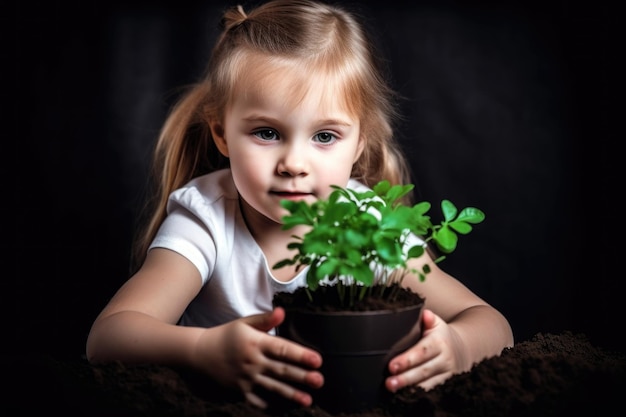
[4, 0, 619, 361]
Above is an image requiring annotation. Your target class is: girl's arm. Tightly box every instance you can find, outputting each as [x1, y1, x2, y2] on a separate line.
[86, 248, 206, 365]
[86, 248, 324, 409]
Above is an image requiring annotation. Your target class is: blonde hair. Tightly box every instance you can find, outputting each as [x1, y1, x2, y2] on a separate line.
[132, 0, 412, 270]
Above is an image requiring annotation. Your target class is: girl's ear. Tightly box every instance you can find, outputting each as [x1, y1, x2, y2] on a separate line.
[210, 121, 229, 157]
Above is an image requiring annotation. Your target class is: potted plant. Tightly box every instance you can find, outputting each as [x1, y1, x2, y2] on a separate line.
[272, 180, 485, 411]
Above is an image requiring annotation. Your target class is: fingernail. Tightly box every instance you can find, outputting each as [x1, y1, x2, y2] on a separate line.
[389, 378, 398, 392]
[295, 392, 312, 407]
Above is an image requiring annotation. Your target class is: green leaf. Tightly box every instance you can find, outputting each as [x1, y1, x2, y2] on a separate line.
[379, 205, 414, 230]
[286, 240, 302, 250]
[456, 207, 485, 224]
[411, 201, 431, 216]
[344, 229, 370, 246]
[345, 247, 364, 264]
[433, 225, 458, 253]
[449, 220, 473, 235]
[349, 263, 373, 286]
[282, 214, 310, 229]
[279, 199, 299, 212]
[372, 180, 391, 195]
[407, 244, 426, 259]
[441, 200, 458, 222]
[374, 236, 403, 265]
[317, 258, 341, 279]
[384, 183, 414, 205]
[324, 201, 357, 223]
[272, 259, 293, 269]
[302, 239, 332, 255]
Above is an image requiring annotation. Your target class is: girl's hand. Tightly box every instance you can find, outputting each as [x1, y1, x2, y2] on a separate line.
[385, 308, 466, 392]
[194, 307, 324, 409]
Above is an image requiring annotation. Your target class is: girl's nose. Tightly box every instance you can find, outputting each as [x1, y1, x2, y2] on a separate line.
[277, 143, 308, 177]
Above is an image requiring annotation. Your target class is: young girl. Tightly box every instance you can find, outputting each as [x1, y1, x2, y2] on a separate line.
[86, 0, 514, 410]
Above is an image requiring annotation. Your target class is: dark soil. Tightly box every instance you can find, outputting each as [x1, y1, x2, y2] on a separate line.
[5, 332, 624, 417]
[272, 284, 425, 312]
[6, 286, 625, 416]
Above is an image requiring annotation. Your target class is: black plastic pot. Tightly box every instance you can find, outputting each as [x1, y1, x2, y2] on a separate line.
[276, 302, 424, 412]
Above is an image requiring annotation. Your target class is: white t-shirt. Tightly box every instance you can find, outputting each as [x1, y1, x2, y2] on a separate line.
[149, 168, 370, 328]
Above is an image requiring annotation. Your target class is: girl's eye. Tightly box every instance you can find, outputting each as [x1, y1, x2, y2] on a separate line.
[314, 132, 336, 144]
[253, 129, 279, 141]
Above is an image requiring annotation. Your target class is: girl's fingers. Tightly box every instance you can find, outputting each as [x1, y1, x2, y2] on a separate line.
[236, 311, 325, 407]
[252, 372, 315, 407]
[264, 355, 324, 388]
[386, 353, 450, 392]
[263, 333, 323, 370]
[244, 391, 269, 409]
[417, 371, 454, 391]
[389, 340, 436, 375]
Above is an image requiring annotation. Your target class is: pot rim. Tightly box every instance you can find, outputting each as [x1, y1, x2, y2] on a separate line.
[281, 301, 425, 317]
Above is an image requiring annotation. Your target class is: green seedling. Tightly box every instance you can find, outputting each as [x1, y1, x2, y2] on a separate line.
[273, 180, 485, 306]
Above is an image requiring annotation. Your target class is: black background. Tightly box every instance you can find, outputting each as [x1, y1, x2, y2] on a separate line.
[3, 0, 619, 361]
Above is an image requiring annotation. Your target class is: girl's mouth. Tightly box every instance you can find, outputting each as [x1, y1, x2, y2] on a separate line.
[272, 191, 312, 201]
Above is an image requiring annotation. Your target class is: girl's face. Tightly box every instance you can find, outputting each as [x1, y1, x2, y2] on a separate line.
[211, 68, 364, 232]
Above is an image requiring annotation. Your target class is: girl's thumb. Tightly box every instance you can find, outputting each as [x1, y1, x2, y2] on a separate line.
[244, 307, 286, 332]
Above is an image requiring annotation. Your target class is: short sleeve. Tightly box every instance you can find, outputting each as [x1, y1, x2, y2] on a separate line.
[149, 207, 216, 285]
